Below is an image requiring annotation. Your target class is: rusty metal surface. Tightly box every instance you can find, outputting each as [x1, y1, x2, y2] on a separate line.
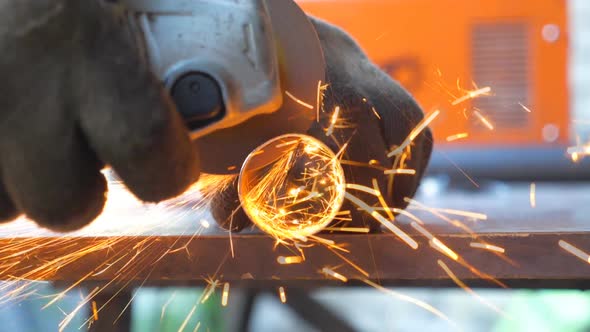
[1, 181, 590, 288]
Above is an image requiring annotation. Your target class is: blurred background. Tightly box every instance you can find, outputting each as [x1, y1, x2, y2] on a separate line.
[1, 0, 589, 331]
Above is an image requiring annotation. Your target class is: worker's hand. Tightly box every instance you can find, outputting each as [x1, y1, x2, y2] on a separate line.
[211, 18, 433, 232]
[0, 1, 200, 231]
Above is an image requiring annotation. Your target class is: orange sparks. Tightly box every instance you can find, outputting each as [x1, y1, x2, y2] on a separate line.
[326, 106, 341, 136]
[530, 183, 536, 208]
[559, 240, 590, 264]
[361, 278, 458, 329]
[278, 287, 287, 303]
[91, 300, 99, 321]
[285, 90, 314, 110]
[200, 279, 219, 304]
[452, 86, 491, 105]
[437, 260, 508, 317]
[470, 242, 505, 254]
[321, 267, 348, 282]
[409, 206, 487, 221]
[178, 304, 197, 332]
[345, 183, 381, 196]
[388, 109, 440, 157]
[473, 109, 494, 130]
[567, 145, 590, 158]
[518, 102, 532, 113]
[221, 283, 230, 307]
[316, 80, 328, 122]
[277, 256, 304, 265]
[345, 192, 418, 249]
[383, 168, 416, 175]
[572, 152, 580, 163]
[410, 222, 459, 260]
[324, 227, 370, 233]
[446, 133, 469, 142]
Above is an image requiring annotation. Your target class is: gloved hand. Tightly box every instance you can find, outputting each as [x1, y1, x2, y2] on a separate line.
[211, 18, 433, 232]
[0, 1, 200, 231]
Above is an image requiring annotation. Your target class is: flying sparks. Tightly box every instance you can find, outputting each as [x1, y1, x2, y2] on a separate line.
[446, 133, 469, 142]
[437, 260, 508, 317]
[559, 240, 590, 264]
[387, 109, 440, 157]
[277, 256, 304, 265]
[473, 109, 494, 130]
[470, 242, 505, 254]
[518, 102, 532, 113]
[221, 283, 230, 307]
[321, 267, 348, 282]
[452, 86, 492, 105]
[285, 90, 314, 110]
[278, 287, 287, 303]
[238, 134, 346, 241]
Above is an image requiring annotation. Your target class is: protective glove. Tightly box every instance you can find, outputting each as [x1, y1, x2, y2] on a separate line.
[211, 18, 433, 232]
[0, 1, 200, 231]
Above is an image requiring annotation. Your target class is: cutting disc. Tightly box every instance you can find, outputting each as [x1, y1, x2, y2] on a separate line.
[195, 0, 326, 174]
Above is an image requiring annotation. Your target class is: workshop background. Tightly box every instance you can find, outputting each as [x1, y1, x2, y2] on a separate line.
[0, 0, 589, 331]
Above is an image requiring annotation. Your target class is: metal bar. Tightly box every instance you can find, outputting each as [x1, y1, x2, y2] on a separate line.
[3, 231, 590, 288]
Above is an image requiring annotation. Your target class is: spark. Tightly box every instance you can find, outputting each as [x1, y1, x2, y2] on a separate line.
[446, 133, 469, 142]
[518, 102, 532, 113]
[559, 240, 590, 264]
[407, 198, 479, 235]
[371, 107, 381, 119]
[316, 81, 328, 122]
[572, 152, 580, 162]
[567, 145, 590, 158]
[473, 109, 494, 130]
[161, 292, 178, 321]
[344, 192, 418, 249]
[239, 134, 346, 241]
[221, 283, 230, 307]
[327, 247, 369, 277]
[326, 106, 341, 136]
[59, 287, 99, 332]
[437, 260, 508, 317]
[285, 90, 314, 110]
[361, 278, 458, 329]
[91, 300, 99, 321]
[410, 222, 459, 261]
[452, 86, 491, 105]
[345, 183, 381, 196]
[178, 304, 197, 332]
[372, 178, 396, 222]
[200, 219, 210, 229]
[408, 206, 487, 221]
[200, 278, 219, 304]
[470, 242, 505, 254]
[278, 287, 287, 303]
[277, 256, 304, 265]
[530, 183, 536, 208]
[388, 109, 440, 157]
[383, 168, 416, 175]
[324, 227, 370, 233]
[321, 267, 348, 282]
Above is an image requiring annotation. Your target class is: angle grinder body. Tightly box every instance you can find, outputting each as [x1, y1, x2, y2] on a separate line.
[120, 0, 326, 174]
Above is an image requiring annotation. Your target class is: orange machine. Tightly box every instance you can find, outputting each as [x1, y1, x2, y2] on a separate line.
[299, 0, 569, 149]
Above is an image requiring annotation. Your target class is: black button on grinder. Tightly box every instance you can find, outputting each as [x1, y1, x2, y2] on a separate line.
[170, 72, 225, 130]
